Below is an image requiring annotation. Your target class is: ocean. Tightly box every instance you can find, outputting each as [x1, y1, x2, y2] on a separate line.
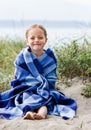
[0, 20, 91, 47]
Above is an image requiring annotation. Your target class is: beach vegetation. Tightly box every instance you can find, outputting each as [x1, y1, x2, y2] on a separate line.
[0, 36, 91, 97]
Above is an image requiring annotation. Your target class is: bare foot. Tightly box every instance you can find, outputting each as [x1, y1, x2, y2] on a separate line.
[34, 113, 46, 120]
[36, 106, 47, 120]
[23, 111, 36, 120]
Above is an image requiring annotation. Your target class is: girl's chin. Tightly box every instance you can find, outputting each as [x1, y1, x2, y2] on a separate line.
[32, 47, 41, 50]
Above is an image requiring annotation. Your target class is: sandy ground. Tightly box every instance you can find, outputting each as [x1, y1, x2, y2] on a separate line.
[0, 77, 91, 130]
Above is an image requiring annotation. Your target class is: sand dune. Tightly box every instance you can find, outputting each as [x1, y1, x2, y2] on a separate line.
[0, 77, 91, 130]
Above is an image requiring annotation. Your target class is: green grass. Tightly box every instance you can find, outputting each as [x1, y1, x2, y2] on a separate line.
[0, 36, 91, 97]
[54, 36, 91, 80]
[0, 38, 25, 92]
[82, 84, 91, 98]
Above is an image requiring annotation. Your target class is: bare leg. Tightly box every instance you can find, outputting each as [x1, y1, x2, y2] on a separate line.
[35, 106, 47, 120]
[23, 111, 36, 120]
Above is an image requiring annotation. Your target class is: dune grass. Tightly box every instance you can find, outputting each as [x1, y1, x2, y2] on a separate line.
[0, 36, 91, 97]
[54, 37, 91, 79]
[0, 38, 25, 92]
[54, 36, 91, 97]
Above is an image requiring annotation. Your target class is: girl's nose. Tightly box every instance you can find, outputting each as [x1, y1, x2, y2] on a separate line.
[35, 38, 39, 41]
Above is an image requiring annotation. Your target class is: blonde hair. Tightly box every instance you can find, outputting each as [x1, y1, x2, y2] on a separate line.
[25, 24, 47, 39]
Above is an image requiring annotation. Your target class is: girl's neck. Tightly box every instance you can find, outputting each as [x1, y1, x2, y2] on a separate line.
[32, 50, 44, 58]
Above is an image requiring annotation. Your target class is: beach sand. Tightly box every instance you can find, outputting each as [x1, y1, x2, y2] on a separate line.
[0, 77, 91, 130]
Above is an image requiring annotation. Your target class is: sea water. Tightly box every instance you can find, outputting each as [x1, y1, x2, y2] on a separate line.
[0, 26, 91, 47]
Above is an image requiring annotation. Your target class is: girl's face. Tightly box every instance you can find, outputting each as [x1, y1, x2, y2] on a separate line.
[26, 27, 47, 53]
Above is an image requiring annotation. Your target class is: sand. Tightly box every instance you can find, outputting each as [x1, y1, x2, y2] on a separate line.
[0, 77, 91, 130]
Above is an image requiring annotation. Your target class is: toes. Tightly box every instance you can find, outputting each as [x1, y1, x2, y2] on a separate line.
[23, 112, 35, 120]
[23, 113, 30, 119]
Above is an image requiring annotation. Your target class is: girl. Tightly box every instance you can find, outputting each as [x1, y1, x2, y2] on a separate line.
[0, 24, 77, 120]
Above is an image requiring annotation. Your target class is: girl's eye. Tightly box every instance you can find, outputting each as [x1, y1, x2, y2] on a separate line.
[30, 36, 43, 40]
[30, 37, 35, 40]
[38, 36, 43, 39]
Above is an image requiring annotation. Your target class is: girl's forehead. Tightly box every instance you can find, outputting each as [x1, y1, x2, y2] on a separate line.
[28, 27, 44, 34]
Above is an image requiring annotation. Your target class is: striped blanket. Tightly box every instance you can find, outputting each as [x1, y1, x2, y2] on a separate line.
[0, 46, 77, 119]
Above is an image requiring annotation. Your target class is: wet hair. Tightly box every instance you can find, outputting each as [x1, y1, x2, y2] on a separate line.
[25, 24, 47, 39]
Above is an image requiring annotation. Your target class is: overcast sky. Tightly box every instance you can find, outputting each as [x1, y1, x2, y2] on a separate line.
[0, 0, 91, 22]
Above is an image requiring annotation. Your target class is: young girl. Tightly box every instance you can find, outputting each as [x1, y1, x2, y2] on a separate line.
[23, 24, 48, 120]
[0, 24, 77, 120]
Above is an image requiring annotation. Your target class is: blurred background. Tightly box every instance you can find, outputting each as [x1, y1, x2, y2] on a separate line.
[0, 0, 91, 97]
[0, 0, 91, 41]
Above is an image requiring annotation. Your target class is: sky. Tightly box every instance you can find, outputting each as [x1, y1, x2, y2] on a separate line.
[0, 0, 91, 22]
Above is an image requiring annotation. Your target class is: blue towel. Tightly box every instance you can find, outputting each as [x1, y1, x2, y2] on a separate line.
[0, 46, 77, 119]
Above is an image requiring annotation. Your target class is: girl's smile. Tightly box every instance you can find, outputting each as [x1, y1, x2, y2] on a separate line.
[26, 27, 47, 57]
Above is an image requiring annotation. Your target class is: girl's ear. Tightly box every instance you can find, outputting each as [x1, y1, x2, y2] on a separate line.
[25, 39, 28, 45]
[46, 38, 48, 43]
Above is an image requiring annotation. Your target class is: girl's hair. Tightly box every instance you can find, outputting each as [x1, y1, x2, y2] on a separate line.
[25, 24, 47, 39]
